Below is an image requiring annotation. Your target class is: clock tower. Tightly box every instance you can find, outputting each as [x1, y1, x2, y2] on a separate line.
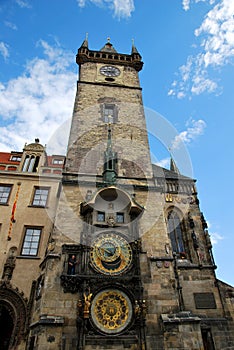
[62, 38, 150, 349]
[28, 38, 234, 350]
[65, 38, 152, 179]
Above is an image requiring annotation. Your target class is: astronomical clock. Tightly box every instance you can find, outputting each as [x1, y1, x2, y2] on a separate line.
[61, 186, 146, 349]
[90, 232, 132, 275]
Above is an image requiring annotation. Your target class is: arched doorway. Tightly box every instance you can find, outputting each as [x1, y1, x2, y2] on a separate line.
[0, 281, 28, 350]
[0, 304, 14, 349]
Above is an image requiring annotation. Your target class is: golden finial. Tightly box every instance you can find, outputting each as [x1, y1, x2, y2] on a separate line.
[132, 38, 135, 46]
[86, 32, 88, 40]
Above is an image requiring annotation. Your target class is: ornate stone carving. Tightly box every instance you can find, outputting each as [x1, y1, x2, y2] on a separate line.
[60, 275, 83, 293]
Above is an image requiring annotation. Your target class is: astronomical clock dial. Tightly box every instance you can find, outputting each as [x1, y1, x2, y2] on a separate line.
[90, 232, 132, 275]
[91, 289, 132, 334]
[100, 65, 120, 77]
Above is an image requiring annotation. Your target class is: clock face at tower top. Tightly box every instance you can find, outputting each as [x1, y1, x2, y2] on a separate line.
[100, 65, 120, 77]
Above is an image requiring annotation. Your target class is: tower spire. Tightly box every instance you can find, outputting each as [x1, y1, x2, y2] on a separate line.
[102, 121, 118, 185]
[131, 38, 139, 54]
[170, 155, 180, 174]
[81, 33, 89, 48]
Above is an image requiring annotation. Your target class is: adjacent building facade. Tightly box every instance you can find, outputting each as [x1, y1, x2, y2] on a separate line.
[0, 39, 233, 350]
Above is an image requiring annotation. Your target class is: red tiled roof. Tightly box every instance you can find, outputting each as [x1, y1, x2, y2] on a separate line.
[47, 155, 65, 168]
[0, 152, 21, 165]
[0, 152, 65, 170]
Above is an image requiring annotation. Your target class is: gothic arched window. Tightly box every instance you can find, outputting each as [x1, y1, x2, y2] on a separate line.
[167, 211, 185, 254]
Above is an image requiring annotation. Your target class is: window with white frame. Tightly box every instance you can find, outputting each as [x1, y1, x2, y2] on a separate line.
[0, 185, 12, 204]
[10, 155, 22, 162]
[32, 187, 50, 207]
[21, 227, 42, 256]
[53, 159, 63, 165]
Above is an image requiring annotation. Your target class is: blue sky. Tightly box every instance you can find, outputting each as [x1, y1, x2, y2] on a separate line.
[0, 0, 234, 285]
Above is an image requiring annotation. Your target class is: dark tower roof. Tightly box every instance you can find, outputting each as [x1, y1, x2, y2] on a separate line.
[100, 39, 117, 53]
[131, 39, 139, 54]
[80, 33, 89, 48]
[81, 38, 88, 48]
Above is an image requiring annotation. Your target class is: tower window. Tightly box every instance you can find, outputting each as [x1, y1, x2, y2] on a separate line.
[116, 213, 124, 223]
[0, 185, 12, 204]
[97, 211, 105, 222]
[102, 104, 117, 123]
[167, 211, 185, 255]
[32, 187, 50, 207]
[21, 227, 42, 256]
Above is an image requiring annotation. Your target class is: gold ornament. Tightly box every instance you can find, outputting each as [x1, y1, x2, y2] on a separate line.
[90, 232, 132, 275]
[91, 289, 132, 334]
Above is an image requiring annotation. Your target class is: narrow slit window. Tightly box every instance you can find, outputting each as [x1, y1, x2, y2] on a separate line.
[167, 211, 185, 254]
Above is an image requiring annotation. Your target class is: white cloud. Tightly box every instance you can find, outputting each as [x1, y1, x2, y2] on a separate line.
[113, 0, 134, 18]
[0, 42, 9, 60]
[77, 0, 135, 18]
[15, 0, 31, 8]
[210, 232, 224, 244]
[182, 0, 191, 11]
[155, 157, 170, 168]
[172, 0, 234, 97]
[0, 40, 76, 154]
[171, 119, 206, 150]
[206, 221, 224, 244]
[77, 0, 86, 7]
[168, 54, 219, 98]
[182, 0, 216, 11]
[4, 21, 18, 30]
[195, 0, 234, 67]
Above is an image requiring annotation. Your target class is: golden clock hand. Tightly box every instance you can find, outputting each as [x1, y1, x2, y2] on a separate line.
[100, 247, 115, 255]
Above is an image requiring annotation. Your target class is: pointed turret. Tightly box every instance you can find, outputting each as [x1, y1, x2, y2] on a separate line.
[131, 39, 139, 54]
[130, 39, 142, 71]
[81, 33, 89, 48]
[170, 156, 180, 174]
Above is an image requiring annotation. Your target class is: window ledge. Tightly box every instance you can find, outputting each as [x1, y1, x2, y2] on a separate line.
[0, 203, 9, 206]
[149, 256, 174, 262]
[16, 255, 41, 260]
[28, 205, 48, 208]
